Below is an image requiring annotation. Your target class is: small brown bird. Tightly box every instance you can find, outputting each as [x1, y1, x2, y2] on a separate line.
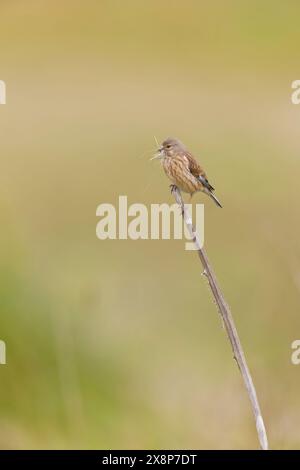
[151, 138, 222, 207]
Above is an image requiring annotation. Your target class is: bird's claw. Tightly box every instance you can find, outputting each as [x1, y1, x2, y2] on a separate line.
[170, 184, 177, 194]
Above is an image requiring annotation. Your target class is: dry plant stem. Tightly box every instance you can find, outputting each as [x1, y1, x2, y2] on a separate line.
[172, 186, 268, 450]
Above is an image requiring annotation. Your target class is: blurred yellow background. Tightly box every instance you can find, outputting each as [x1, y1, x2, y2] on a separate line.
[0, 0, 300, 449]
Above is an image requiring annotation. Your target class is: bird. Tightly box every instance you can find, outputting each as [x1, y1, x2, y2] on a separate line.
[151, 137, 222, 208]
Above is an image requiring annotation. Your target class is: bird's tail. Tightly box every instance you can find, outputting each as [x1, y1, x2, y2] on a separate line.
[208, 191, 222, 208]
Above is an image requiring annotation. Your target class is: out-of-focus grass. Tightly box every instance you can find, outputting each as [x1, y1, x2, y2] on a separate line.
[0, 0, 300, 449]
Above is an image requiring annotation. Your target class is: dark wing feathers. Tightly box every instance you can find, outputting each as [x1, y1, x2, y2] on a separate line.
[198, 174, 215, 192]
[185, 152, 215, 192]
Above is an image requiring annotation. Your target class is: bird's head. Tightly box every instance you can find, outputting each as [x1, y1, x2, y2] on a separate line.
[151, 137, 185, 160]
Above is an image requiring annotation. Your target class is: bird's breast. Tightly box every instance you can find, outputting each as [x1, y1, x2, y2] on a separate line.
[162, 156, 202, 194]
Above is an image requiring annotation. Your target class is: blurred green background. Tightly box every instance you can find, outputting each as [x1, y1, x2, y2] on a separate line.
[0, 0, 300, 449]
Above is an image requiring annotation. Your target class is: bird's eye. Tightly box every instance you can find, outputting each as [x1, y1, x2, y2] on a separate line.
[166, 144, 171, 149]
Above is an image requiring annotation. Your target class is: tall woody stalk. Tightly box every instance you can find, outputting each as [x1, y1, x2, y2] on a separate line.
[172, 186, 268, 450]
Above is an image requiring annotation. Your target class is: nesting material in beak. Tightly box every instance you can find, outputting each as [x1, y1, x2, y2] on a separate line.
[150, 148, 163, 160]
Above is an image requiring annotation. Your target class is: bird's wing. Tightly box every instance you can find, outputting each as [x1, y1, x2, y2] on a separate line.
[185, 152, 215, 192]
[198, 174, 215, 192]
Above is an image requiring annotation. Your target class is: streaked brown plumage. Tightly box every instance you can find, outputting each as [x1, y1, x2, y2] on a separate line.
[152, 138, 222, 208]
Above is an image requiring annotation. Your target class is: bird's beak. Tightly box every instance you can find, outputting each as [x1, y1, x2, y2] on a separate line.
[150, 147, 163, 160]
